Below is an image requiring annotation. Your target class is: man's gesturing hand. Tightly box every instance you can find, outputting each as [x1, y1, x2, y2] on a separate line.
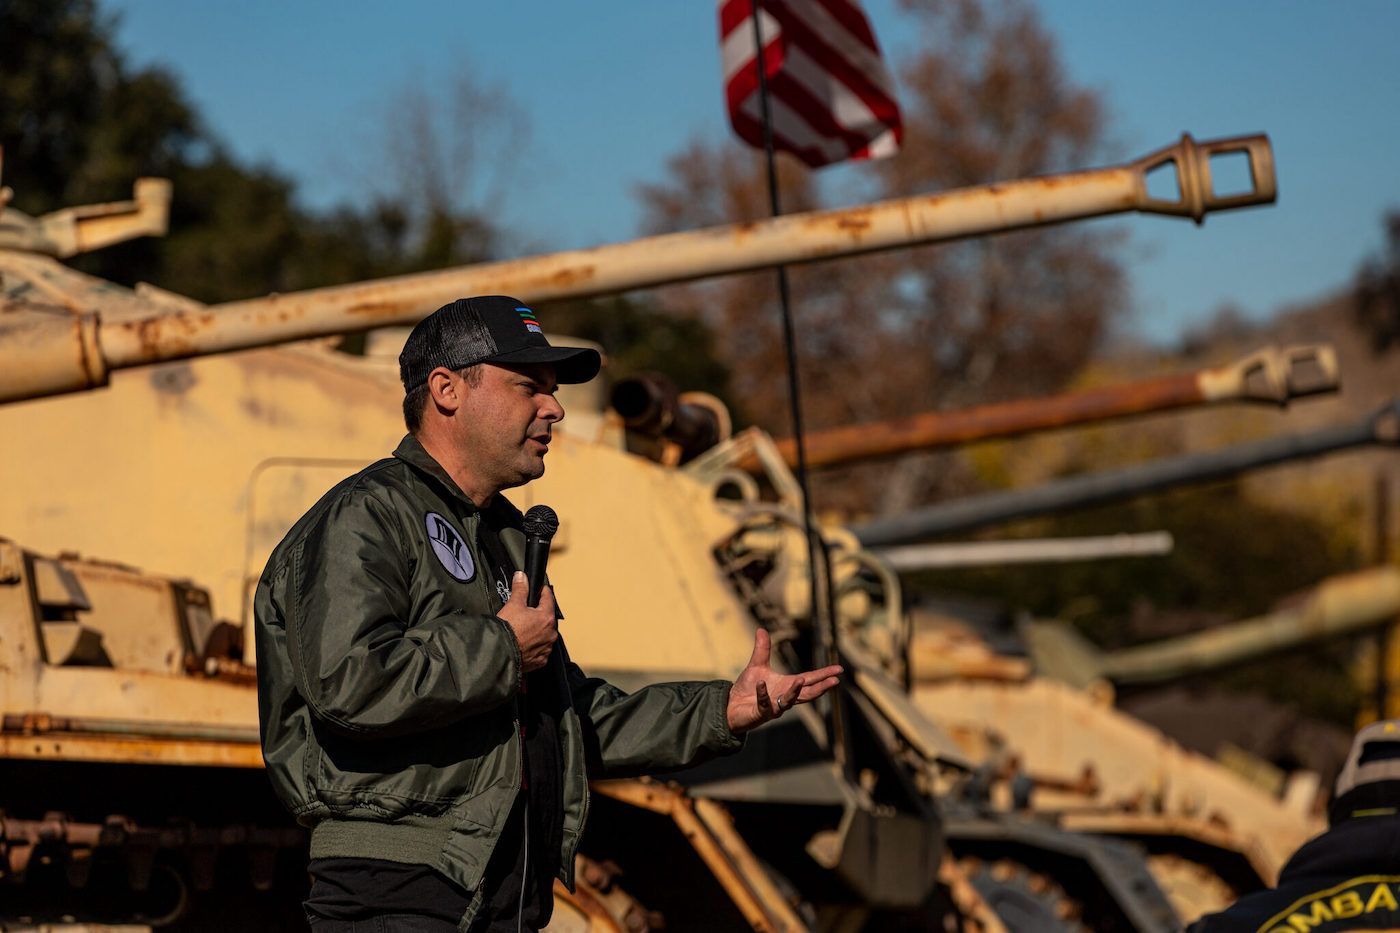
[498, 571, 558, 673]
[726, 628, 843, 734]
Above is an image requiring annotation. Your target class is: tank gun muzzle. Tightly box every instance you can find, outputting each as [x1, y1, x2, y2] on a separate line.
[610, 373, 731, 463]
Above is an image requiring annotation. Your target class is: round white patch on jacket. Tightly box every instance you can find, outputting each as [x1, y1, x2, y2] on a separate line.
[424, 512, 474, 582]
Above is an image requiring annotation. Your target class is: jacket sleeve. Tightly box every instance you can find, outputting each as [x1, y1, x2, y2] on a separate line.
[279, 489, 521, 738]
[562, 644, 744, 778]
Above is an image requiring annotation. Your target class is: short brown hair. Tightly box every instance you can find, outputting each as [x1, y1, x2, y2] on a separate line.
[403, 364, 484, 433]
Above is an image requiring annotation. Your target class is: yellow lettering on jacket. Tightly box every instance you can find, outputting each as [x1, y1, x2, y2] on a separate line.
[1330, 890, 1363, 918]
[1288, 896, 1332, 924]
[1254, 875, 1400, 933]
[1368, 882, 1400, 912]
[1287, 899, 1334, 931]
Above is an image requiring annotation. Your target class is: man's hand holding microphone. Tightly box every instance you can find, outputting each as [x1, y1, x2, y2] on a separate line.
[499, 505, 559, 674]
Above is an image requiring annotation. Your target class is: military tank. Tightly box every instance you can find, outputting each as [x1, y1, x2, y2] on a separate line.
[0, 133, 1320, 931]
[674, 383, 1400, 928]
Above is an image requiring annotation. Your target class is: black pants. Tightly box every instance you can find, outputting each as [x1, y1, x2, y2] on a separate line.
[303, 794, 548, 933]
[307, 916, 462, 932]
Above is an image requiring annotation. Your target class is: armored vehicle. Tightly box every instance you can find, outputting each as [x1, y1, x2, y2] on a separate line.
[0, 134, 1335, 931]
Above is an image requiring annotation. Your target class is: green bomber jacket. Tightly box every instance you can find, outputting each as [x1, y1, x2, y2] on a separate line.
[254, 434, 742, 923]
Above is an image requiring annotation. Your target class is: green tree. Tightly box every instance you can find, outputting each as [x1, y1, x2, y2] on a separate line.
[0, 0, 510, 303]
[0, 0, 123, 209]
[1356, 209, 1400, 353]
[0, 0, 313, 299]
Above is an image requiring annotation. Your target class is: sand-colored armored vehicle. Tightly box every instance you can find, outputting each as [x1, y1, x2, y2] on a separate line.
[0, 134, 1356, 931]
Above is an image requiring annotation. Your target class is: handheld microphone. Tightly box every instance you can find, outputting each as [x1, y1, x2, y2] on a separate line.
[522, 505, 559, 608]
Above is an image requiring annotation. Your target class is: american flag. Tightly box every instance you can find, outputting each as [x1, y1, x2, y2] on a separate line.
[719, 0, 903, 168]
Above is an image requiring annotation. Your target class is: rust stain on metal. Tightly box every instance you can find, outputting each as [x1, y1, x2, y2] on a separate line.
[71, 314, 95, 384]
[548, 264, 599, 288]
[1026, 175, 1078, 192]
[0, 731, 265, 767]
[251, 304, 307, 323]
[798, 206, 876, 236]
[137, 319, 193, 359]
[345, 300, 414, 319]
[122, 309, 217, 360]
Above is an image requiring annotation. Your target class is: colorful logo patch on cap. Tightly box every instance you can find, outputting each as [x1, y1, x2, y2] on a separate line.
[425, 512, 474, 582]
[517, 307, 543, 335]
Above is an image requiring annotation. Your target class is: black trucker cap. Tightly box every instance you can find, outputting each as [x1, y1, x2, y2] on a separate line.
[399, 296, 602, 390]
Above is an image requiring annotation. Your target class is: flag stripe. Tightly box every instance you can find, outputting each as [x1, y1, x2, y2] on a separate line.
[769, 1, 901, 127]
[736, 90, 854, 166]
[810, 0, 880, 52]
[784, 0, 891, 91]
[782, 43, 886, 139]
[732, 107, 841, 168]
[724, 32, 786, 115]
[719, 0, 756, 37]
[767, 68, 882, 158]
[720, 5, 781, 82]
[717, 0, 902, 169]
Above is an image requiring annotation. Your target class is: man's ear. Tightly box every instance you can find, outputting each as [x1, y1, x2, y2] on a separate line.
[426, 367, 463, 413]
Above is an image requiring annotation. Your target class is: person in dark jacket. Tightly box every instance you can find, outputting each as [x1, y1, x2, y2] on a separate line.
[1185, 719, 1400, 932]
[255, 296, 842, 933]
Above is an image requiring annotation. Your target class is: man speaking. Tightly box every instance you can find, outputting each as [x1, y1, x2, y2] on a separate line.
[254, 296, 842, 932]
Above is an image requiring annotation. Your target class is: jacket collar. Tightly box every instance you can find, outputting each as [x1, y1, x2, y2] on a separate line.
[392, 435, 524, 531]
[392, 433, 481, 512]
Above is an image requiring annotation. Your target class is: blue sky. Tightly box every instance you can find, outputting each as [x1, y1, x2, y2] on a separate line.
[103, 1, 1400, 346]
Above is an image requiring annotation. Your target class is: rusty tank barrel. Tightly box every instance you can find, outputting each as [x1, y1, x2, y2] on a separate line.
[853, 394, 1400, 547]
[2, 132, 1276, 404]
[750, 344, 1338, 472]
[1101, 565, 1400, 685]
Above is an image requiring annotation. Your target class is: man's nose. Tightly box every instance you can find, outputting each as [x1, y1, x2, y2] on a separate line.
[540, 394, 565, 422]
